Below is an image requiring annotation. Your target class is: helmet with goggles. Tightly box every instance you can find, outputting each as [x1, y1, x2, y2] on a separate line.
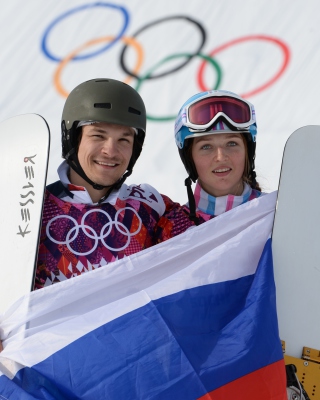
[174, 89, 258, 183]
[61, 78, 146, 192]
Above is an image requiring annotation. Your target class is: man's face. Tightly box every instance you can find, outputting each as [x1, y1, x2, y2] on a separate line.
[77, 122, 135, 187]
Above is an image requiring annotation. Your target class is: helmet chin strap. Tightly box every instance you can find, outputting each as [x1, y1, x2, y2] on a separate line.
[97, 170, 132, 204]
[65, 148, 132, 202]
[185, 177, 200, 226]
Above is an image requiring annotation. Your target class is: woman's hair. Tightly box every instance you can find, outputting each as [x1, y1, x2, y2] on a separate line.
[240, 134, 261, 191]
[186, 134, 261, 192]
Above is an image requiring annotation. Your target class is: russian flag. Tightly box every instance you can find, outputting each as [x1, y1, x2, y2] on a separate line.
[0, 191, 286, 399]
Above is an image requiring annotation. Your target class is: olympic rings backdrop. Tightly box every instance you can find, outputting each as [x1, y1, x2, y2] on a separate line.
[1, 0, 320, 203]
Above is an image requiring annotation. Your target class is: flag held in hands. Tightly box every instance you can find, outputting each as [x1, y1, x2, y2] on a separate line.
[0, 192, 286, 399]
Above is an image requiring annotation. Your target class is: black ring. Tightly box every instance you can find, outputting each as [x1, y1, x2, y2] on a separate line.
[120, 15, 206, 80]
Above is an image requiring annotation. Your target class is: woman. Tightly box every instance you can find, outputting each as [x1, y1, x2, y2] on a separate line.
[174, 89, 263, 223]
[172, 91, 288, 397]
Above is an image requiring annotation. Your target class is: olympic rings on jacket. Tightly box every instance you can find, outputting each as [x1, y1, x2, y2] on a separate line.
[46, 208, 142, 255]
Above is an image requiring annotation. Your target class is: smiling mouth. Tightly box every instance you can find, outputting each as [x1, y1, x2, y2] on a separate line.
[96, 161, 117, 167]
[213, 168, 231, 173]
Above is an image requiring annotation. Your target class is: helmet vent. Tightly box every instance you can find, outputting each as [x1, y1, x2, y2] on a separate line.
[94, 103, 111, 109]
[128, 107, 141, 115]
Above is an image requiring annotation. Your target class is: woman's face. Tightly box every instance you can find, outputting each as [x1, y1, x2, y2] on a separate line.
[191, 133, 246, 197]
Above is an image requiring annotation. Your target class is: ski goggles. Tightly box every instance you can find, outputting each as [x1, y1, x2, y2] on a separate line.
[177, 92, 256, 133]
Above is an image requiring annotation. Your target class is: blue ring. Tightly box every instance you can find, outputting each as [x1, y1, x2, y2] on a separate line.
[41, 2, 129, 62]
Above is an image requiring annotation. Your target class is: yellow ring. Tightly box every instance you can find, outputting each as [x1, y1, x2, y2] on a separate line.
[54, 35, 144, 97]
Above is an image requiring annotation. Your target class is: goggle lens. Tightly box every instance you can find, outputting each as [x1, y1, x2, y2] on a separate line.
[188, 96, 251, 126]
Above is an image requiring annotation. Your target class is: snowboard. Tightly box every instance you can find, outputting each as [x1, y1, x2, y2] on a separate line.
[0, 114, 50, 314]
[272, 125, 320, 400]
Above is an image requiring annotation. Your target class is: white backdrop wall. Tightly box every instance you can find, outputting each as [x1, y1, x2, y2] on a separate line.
[0, 0, 319, 203]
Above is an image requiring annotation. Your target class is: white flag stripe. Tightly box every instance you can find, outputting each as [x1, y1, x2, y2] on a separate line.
[147, 213, 273, 300]
[0, 193, 276, 337]
[0, 291, 152, 378]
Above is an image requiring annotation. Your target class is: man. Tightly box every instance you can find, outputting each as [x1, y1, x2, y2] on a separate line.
[0, 78, 193, 351]
[35, 78, 194, 289]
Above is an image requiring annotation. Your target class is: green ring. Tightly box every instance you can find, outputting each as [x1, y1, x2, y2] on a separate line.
[134, 53, 222, 122]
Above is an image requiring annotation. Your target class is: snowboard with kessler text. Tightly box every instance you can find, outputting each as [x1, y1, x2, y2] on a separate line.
[0, 114, 50, 314]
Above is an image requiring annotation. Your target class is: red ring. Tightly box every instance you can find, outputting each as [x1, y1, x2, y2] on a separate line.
[197, 35, 290, 98]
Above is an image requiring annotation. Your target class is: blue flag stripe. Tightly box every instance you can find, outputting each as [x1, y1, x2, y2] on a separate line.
[0, 239, 283, 399]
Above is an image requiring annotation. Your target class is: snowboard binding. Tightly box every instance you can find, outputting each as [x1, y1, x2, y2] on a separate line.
[286, 364, 310, 400]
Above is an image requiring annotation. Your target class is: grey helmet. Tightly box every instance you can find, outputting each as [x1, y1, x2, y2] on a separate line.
[61, 78, 146, 191]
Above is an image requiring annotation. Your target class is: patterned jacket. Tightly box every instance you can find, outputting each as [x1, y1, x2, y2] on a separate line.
[35, 179, 193, 289]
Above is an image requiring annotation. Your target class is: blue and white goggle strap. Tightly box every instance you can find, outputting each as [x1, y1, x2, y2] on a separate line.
[174, 101, 192, 149]
[174, 93, 201, 149]
[248, 103, 257, 142]
[175, 126, 192, 149]
[249, 123, 257, 143]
